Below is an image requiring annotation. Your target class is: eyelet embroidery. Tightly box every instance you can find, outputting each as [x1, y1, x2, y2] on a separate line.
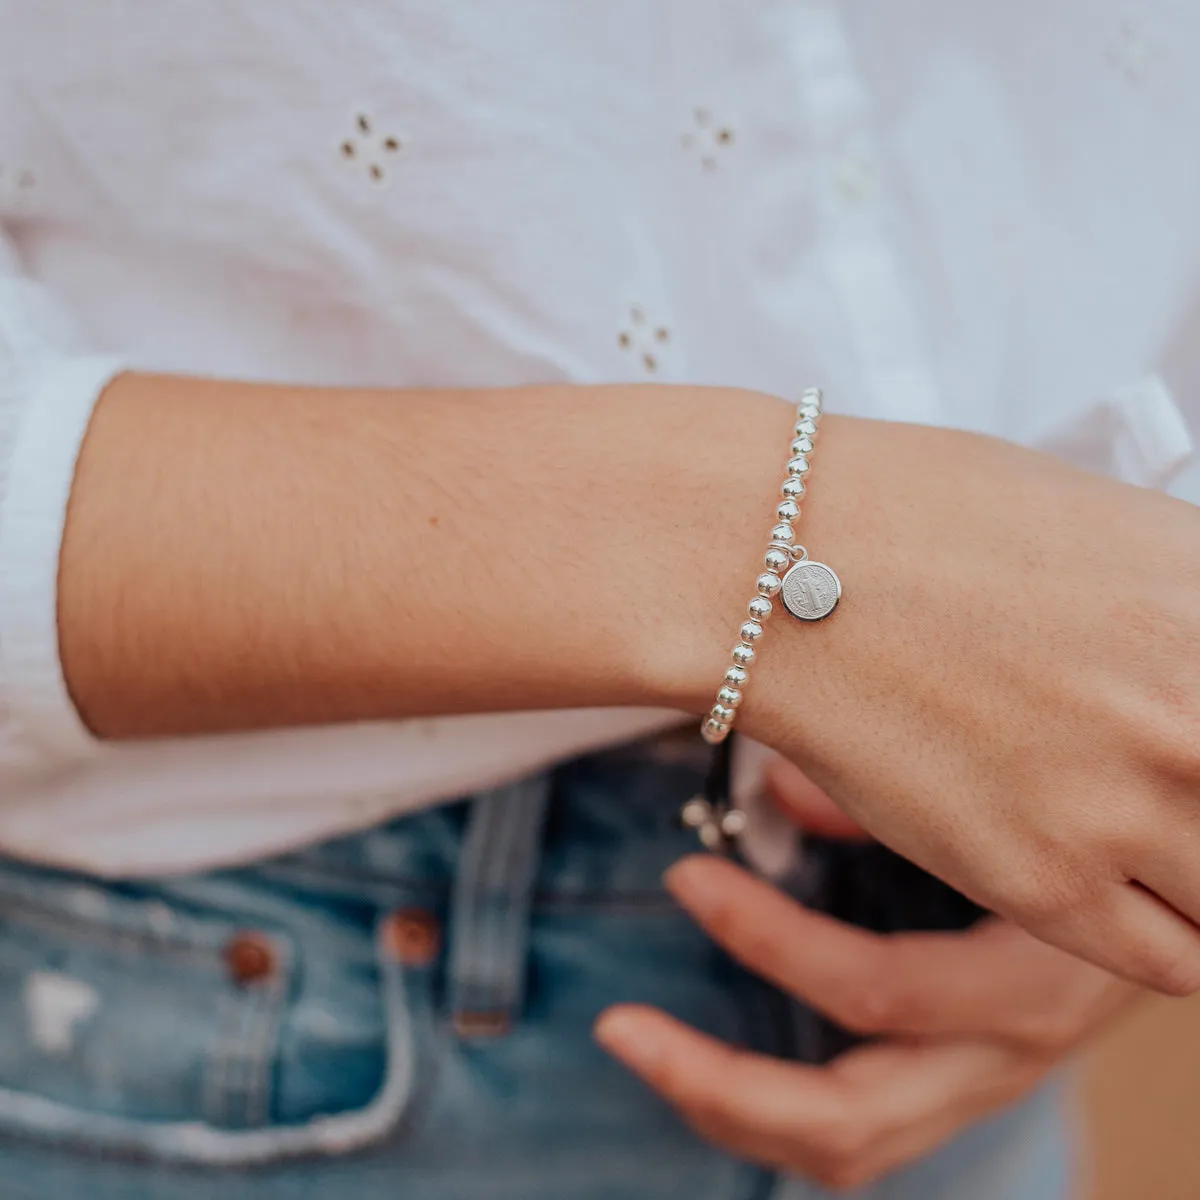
[680, 108, 734, 171]
[830, 149, 879, 211]
[339, 113, 403, 184]
[1106, 20, 1163, 85]
[0, 163, 37, 211]
[618, 305, 670, 374]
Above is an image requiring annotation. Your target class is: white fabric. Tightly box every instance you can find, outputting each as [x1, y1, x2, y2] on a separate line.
[0, 356, 125, 762]
[0, 0, 1195, 876]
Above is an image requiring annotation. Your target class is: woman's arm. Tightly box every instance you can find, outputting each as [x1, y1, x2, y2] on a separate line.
[59, 373, 789, 736]
[58, 371, 1200, 997]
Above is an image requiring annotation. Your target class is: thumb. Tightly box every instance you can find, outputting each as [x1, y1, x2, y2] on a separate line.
[763, 757, 871, 841]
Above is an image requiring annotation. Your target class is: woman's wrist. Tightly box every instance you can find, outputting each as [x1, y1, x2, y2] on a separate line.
[635, 392, 859, 755]
[622, 386, 805, 718]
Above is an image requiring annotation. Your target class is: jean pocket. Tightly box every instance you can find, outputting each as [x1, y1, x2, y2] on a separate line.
[0, 864, 438, 1167]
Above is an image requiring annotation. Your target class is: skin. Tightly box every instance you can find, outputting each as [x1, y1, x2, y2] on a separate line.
[596, 759, 1140, 1191]
[61, 376, 783, 732]
[60, 373, 1200, 990]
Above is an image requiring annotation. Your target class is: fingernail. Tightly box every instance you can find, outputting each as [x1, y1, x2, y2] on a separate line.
[664, 855, 722, 920]
[594, 1009, 663, 1071]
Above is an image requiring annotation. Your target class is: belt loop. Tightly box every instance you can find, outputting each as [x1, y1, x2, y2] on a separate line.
[446, 774, 551, 1039]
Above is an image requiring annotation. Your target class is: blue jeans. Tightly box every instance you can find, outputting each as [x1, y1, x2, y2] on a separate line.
[0, 736, 1070, 1199]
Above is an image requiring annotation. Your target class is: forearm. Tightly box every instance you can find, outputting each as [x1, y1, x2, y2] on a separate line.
[60, 373, 795, 738]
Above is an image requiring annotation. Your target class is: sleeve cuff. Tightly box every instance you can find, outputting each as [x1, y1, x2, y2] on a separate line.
[0, 356, 126, 763]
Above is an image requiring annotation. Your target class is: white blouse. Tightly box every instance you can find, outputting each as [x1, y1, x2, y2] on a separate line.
[0, 0, 1194, 875]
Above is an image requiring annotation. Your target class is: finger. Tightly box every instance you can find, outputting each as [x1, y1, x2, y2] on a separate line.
[666, 856, 1126, 1046]
[848, 917, 1130, 1050]
[1131, 845, 1200, 961]
[594, 1003, 1028, 1191]
[822, 1039, 1044, 1189]
[595, 1003, 870, 1184]
[1113, 883, 1200, 996]
[595, 1004, 843, 1147]
[763, 757, 870, 840]
[1024, 878, 1200, 998]
[935, 922, 1135, 1050]
[666, 854, 896, 1028]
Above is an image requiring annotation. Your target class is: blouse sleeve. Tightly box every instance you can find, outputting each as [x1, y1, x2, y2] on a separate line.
[0, 235, 124, 779]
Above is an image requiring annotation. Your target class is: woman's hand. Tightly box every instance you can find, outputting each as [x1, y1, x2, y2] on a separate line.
[712, 415, 1200, 994]
[595, 764, 1139, 1190]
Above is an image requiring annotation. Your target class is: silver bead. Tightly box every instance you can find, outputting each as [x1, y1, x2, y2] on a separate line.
[680, 797, 712, 829]
[764, 546, 790, 573]
[740, 619, 764, 643]
[748, 596, 773, 622]
[791, 435, 814, 456]
[719, 808, 748, 838]
[786, 455, 810, 477]
[731, 642, 756, 667]
[698, 821, 724, 850]
[794, 417, 818, 438]
[798, 403, 821, 423]
[724, 664, 748, 687]
[777, 498, 800, 521]
[770, 522, 794, 544]
[701, 718, 730, 744]
[801, 386, 823, 407]
[756, 572, 782, 598]
[711, 702, 736, 723]
[781, 476, 806, 500]
[717, 685, 742, 708]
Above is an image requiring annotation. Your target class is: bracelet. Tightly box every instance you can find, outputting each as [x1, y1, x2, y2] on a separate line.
[699, 387, 842, 746]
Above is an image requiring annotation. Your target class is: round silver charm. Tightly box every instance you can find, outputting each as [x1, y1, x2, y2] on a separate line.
[781, 560, 842, 621]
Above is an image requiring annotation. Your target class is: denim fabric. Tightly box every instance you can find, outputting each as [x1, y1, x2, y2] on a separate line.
[0, 736, 1070, 1199]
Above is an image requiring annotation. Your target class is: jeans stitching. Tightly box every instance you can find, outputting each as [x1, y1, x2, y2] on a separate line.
[0, 903, 228, 966]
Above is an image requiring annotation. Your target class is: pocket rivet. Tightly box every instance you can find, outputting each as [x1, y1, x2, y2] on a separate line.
[224, 932, 277, 986]
[382, 908, 441, 966]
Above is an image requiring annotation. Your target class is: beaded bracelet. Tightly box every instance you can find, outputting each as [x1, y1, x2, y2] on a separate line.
[699, 387, 842, 746]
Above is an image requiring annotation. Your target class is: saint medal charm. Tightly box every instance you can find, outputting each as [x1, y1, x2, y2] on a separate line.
[780, 552, 842, 622]
[697, 386, 841, 749]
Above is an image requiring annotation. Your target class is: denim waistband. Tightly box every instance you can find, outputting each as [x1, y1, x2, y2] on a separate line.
[230, 729, 718, 910]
